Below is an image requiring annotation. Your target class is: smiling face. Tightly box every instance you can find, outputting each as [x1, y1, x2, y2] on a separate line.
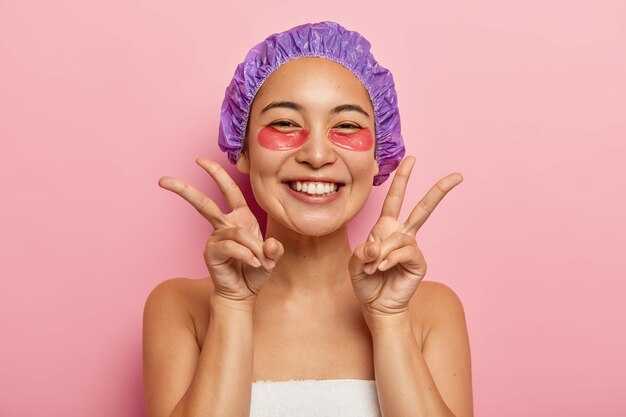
[237, 57, 379, 237]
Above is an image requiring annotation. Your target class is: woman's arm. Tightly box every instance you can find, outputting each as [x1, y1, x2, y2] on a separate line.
[143, 279, 256, 417]
[363, 282, 473, 417]
[145, 160, 283, 416]
[348, 158, 471, 416]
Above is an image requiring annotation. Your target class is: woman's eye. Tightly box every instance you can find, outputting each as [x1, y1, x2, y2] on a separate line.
[336, 123, 361, 130]
[271, 121, 297, 128]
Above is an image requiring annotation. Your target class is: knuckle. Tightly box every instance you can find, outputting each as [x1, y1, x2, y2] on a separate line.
[230, 226, 248, 241]
[435, 181, 448, 193]
[222, 178, 238, 191]
[178, 181, 190, 194]
[209, 228, 226, 240]
[388, 190, 404, 199]
[403, 233, 417, 245]
[390, 231, 408, 242]
[204, 241, 218, 257]
[418, 199, 433, 213]
[196, 196, 213, 213]
[222, 240, 237, 252]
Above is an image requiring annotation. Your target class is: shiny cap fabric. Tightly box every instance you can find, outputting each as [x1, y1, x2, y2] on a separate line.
[218, 21, 405, 185]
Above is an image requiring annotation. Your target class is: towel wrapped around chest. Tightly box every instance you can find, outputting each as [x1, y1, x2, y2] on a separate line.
[250, 379, 382, 417]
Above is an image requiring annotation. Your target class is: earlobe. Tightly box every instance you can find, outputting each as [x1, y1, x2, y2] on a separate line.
[236, 153, 250, 174]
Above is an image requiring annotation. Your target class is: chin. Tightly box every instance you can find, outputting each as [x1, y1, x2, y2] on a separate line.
[294, 226, 340, 237]
[292, 217, 346, 237]
[269, 211, 348, 237]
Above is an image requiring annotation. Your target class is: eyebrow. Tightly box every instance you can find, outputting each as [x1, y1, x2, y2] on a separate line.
[260, 101, 371, 118]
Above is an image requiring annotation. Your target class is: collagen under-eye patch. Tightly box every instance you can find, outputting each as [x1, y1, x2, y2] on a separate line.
[258, 127, 310, 150]
[328, 127, 374, 151]
[257, 126, 374, 152]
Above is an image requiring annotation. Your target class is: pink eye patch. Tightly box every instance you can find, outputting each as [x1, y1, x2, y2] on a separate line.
[258, 127, 310, 150]
[328, 127, 374, 151]
[257, 126, 374, 151]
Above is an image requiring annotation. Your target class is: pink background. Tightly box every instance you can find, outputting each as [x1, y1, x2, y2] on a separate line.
[1, 1, 625, 416]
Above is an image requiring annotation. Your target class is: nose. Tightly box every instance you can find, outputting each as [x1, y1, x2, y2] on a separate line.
[294, 128, 337, 169]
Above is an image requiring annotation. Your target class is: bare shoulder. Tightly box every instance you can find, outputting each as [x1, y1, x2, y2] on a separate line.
[145, 277, 214, 306]
[409, 280, 468, 343]
[412, 280, 465, 312]
[143, 277, 214, 337]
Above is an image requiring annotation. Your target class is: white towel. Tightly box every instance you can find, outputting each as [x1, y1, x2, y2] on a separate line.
[250, 379, 382, 417]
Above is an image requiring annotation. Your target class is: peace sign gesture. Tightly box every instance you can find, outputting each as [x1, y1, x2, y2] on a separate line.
[349, 157, 463, 316]
[159, 158, 284, 302]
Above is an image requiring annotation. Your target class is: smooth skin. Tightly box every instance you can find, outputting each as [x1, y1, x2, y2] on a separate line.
[143, 57, 473, 417]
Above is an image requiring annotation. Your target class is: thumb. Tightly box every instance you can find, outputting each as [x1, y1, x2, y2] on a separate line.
[262, 237, 284, 271]
[349, 241, 380, 277]
[241, 238, 284, 295]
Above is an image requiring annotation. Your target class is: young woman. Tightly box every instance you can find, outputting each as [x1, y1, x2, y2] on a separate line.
[143, 21, 473, 417]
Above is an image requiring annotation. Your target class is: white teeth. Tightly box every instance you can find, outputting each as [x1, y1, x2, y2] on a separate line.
[289, 181, 340, 195]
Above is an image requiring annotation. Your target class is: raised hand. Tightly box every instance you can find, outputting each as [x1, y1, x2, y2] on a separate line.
[159, 158, 284, 302]
[349, 157, 463, 316]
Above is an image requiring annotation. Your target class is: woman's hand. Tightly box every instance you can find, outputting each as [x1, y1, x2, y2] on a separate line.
[158, 158, 284, 302]
[349, 157, 463, 317]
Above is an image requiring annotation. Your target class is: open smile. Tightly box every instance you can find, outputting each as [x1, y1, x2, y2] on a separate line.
[282, 179, 345, 204]
[288, 180, 342, 195]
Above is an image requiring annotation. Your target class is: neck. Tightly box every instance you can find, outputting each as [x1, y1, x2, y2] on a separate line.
[264, 217, 353, 295]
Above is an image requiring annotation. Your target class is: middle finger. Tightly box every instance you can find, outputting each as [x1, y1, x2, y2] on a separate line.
[379, 157, 416, 221]
[196, 158, 248, 212]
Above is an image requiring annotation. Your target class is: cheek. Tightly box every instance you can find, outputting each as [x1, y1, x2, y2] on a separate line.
[258, 127, 309, 150]
[328, 127, 374, 151]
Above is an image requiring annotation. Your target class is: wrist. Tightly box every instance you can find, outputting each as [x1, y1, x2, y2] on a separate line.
[210, 292, 256, 315]
[361, 306, 413, 335]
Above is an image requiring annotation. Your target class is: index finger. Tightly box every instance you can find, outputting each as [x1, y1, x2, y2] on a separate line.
[379, 157, 416, 221]
[405, 172, 463, 234]
[196, 158, 248, 212]
[158, 176, 229, 229]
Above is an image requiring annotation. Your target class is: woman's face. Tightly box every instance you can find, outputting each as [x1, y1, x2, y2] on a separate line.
[238, 57, 379, 236]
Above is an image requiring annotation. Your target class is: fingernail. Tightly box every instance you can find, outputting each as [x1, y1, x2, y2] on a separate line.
[251, 257, 262, 267]
[378, 260, 389, 271]
[266, 259, 275, 268]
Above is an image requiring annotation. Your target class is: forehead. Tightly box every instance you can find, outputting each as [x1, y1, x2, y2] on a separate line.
[253, 57, 373, 112]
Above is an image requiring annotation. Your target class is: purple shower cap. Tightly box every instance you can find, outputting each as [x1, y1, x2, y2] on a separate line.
[218, 21, 405, 185]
